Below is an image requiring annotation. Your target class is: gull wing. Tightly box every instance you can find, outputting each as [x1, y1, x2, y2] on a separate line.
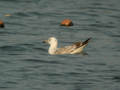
[55, 42, 82, 54]
[73, 38, 91, 48]
[56, 45, 76, 54]
[55, 38, 91, 54]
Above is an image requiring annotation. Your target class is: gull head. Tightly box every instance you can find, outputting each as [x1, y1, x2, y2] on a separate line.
[43, 37, 58, 55]
[43, 37, 58, 45]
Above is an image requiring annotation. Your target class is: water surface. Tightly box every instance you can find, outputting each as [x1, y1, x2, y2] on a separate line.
[0, 0, 120, 90]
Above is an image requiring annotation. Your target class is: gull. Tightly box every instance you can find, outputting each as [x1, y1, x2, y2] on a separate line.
[43, 37, 91, 55]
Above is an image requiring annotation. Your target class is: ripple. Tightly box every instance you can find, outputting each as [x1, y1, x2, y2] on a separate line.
[112, 76, 120, 82]
[23, 58, 64, 65]
[14, 12, 31, 18]
[42, 73, 63, 77]
[0, 86, 9, 89]
[81, 62, 106, 66]
[28, 11, 41, 16]
[110, 15, 120, 19]
[34, 47, 47, 52]
[5, 81, 18, 84]
[23, 59, 45, 63]
[89, 23, 116, 28]
[66, 72, 83, 77]
[0, 60, 11, 64]
[0, 45, 26, 51]
[111, 35, 120, 37]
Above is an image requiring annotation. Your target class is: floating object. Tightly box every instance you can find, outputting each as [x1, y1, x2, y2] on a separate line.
[43, 37, 91, 55]
[0, 20, 4, 28]
[60, 19, 73, 26]
[5, 14, 11, 17]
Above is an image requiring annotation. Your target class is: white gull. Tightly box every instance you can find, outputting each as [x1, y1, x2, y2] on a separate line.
[43, 37, 91, 55]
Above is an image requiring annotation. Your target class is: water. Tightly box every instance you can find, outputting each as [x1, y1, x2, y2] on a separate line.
[0, 0, 120, 90]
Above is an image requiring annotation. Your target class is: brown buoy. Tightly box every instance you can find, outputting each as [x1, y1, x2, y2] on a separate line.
[60, 19, 73, 26]
[0, 20, 4, 28]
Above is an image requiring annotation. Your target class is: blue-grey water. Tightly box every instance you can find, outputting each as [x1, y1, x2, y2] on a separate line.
[0, 0, 120, 90]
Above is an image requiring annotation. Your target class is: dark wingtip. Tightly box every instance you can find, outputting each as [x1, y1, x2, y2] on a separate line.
[82, 37, 91, 45]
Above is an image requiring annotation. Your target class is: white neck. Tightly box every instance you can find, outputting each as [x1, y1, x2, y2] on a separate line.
[48, 41, 58, 55]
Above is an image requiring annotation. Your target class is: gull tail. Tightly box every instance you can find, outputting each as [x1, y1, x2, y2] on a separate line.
[82, 37, 91, 46]
[70, 38, 91, 54]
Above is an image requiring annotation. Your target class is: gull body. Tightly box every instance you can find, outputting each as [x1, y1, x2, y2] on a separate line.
[43, 37, 91, 55]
